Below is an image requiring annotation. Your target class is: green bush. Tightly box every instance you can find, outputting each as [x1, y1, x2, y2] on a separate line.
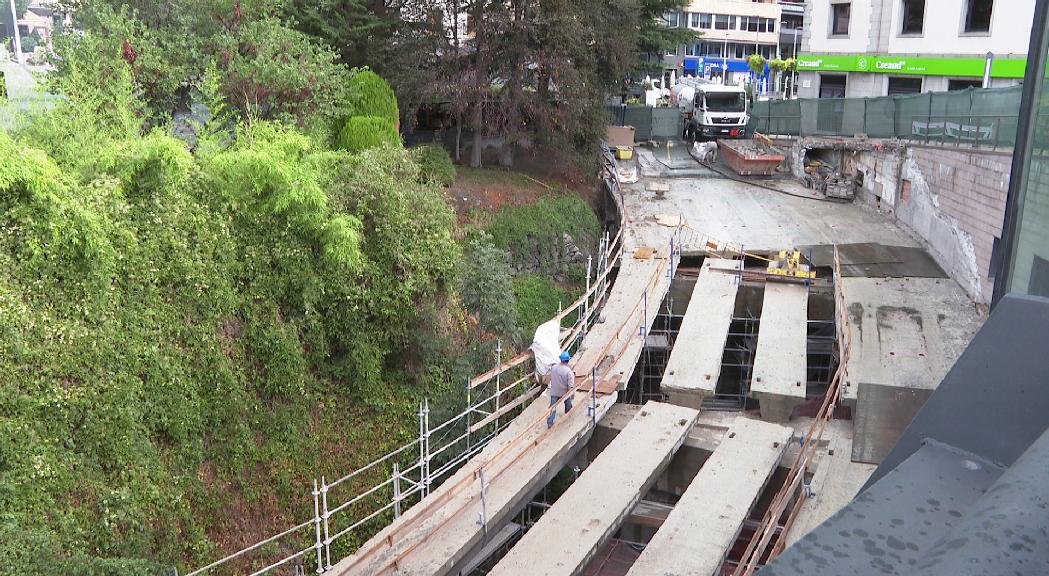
[513, 274, 573, 340]
[345, 69, 399, 125]
[337, 116, 400, 153]
[487, 195, 600, 277]
[460, 236, 520, 342]
[414, 144, 456, 187]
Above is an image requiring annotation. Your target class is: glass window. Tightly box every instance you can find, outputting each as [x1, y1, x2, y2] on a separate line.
[699, 14, 712, 29]
[690, 13, 701, 28]
[964, 0, 993, 33]
[705, 92, 747, 112]
[715, 15, 732, 30]
[948, 78, 983, 91]
[1001, 33, 1049, 299]
[887, 76, 923, 95]
[832, 3, 851, 35]
[767, 19, 775, 33]
[901, 0, 926, 34]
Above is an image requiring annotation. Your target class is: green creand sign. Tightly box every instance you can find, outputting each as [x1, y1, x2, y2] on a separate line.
[796, 55, 1026, 78]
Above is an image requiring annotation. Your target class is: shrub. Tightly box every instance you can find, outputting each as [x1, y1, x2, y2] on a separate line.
[345, 69, 399, 125]
[337, 116, 400, 154]
[414, 144, 456, 187]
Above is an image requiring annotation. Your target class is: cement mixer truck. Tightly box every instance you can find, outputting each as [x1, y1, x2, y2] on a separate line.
[670, 78, 749, 142]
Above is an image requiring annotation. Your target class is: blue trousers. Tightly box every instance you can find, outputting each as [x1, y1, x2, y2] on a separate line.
[547, 391, 573, 428]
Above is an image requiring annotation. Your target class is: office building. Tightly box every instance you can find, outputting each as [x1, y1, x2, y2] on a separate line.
[664, 0, 783, 86]
[797, 0, 1033, 98]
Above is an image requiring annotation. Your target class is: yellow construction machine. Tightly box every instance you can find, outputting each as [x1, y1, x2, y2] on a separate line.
[767, 250, 816, 280]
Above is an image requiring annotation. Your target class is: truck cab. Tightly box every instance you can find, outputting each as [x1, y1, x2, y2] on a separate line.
[678, 81, 749, 141]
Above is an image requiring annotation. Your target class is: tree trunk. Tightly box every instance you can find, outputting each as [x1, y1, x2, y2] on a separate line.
[455, 112, 462, 163]
[470, 0, 488, 168]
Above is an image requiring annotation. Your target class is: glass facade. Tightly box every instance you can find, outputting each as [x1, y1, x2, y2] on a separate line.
[997, 0, 1049, 302]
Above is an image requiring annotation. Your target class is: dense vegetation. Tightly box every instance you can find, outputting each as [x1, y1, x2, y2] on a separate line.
[0, 1, 617, 573]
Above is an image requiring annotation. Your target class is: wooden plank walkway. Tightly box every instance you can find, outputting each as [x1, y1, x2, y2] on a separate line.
[661, 258, 740, 408]
[627, 417, 792, 576]
[489, 401, 699, 576]
[331, 248, 678, 575]
[750, 283, 809, 422]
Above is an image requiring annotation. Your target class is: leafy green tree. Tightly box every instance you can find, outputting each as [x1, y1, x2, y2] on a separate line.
[636, 0, 698, 74]
[460, 235, 520, 343]
[52, 2, 350, 128]
[747, 54, 767, 75]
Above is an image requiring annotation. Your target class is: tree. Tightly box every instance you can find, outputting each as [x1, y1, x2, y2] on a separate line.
[635, 0, 697, 75]
[52, 2, 351, 129]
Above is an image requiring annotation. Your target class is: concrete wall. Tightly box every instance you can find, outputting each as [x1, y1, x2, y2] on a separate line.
[781, 137, 1010, 303]
[805, 0, 875, 53]
[885, 0, 1034, 57]
[847, 144, 1010, 303]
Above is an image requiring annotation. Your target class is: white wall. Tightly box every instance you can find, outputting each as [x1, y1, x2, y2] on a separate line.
[806, 1, 875, 53]
[886, 0, 1035, 56]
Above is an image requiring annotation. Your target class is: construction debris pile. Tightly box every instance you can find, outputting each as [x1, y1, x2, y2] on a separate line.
[802, 159, 857, 201]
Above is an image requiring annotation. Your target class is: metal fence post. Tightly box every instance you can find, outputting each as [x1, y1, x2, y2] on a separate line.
[312, 479, 323, 574]
[423, 398, 432, 497]
[590, 366, 597, 426]
[417, 402, 425, 498]
[320, 476, 331, 571]
[477, 468, 488, 535]
[465, 377, 471, 454]
[640, 289, 648, 338]
[583, 255, 592, 338]
[393, 463, 402, 518]
[495, 340, 502, 430]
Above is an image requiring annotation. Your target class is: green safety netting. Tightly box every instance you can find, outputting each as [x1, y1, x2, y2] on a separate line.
[746, 85, 1021, 147]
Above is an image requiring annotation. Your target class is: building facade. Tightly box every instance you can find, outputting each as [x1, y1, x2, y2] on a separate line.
[779, 1, 804, 59]
[797, 0, 1033, 98]
[664, 0, 783, 86]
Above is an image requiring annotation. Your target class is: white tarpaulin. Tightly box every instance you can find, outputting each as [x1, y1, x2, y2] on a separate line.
[530, 319, 562, 376]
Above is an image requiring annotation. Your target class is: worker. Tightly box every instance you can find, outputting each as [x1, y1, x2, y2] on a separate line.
[547, 351, 575, 428]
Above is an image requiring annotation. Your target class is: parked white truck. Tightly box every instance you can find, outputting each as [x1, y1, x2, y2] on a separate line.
[670, 78, 749, 141]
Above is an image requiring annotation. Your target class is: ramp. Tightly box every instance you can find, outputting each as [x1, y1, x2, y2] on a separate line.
[489, 401, 699, 576]
[627, 417, 792, 576]
[750, 283, 809, 422]
[661, 258, 740, 408]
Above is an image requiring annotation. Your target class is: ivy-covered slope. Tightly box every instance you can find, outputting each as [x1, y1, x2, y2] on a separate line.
[0, 123, 460, 573]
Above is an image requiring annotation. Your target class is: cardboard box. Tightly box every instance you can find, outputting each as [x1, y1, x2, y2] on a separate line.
[607, 125, 636, 148]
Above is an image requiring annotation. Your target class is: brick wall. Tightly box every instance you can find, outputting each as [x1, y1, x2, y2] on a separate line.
[904, 147, 1010, 303]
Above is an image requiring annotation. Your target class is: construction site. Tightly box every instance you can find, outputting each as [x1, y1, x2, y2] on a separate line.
[183, 116, 1034, 576]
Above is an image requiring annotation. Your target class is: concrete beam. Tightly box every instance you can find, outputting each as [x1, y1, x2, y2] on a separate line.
[661, 258, 740, 408]
[751, 283, 809, 422]
[627, 417, 792, 576]
[489, 401, 699, 576]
